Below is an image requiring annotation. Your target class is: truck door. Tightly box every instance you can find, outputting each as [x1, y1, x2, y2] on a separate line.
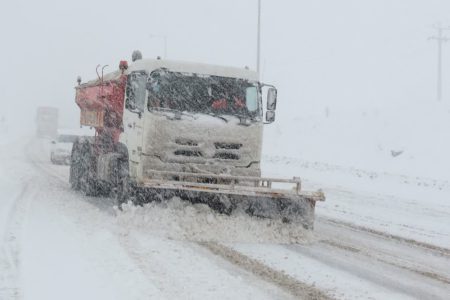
[123, 71, 147, 170]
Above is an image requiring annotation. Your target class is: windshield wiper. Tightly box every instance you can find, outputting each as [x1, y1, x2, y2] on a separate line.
[150, 108, 229, 123]
[150, 108, 195, 120]
[235, 113, 257, 124]
[204, 113, 228, 123]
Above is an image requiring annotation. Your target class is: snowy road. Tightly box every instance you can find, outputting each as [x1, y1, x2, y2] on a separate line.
[1, 138, 449, 299]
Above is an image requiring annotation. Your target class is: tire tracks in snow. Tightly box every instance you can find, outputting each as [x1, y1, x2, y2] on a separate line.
[31, 162, 332, 297]
[26, 141, 299, 298]
[26, 139, 329, 298]
[318, 216, 450, 258]
[27, 139, 449, 298]
[0, 182, 36, 300]
[283, 242, 449, 300]
[298, 217, 450, 298]
[113, 228, 319, 299]
[317, 238, 450, 285]
[199, 241, 333, 300]
[29, 137, 449, 258]
[202, 216, 450, 298]
[317, 217, 450, 285]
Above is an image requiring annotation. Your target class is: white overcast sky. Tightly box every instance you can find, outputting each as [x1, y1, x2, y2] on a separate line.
[1, 0, 450, 127]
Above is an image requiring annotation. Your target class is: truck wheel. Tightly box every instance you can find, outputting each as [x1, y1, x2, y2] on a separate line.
[116, 177, 129, 209]
[69, 142, 81, 190]
[115, 160, 131, 209]
[81, 165, 99, 196]
[83, 177, 99, 196]
[78, 142, 99, 196]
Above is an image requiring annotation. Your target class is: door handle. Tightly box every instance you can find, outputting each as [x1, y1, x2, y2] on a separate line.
[127, 123, 133, 128]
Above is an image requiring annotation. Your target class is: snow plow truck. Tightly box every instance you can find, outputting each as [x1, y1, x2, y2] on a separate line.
[69, 52, 325, 229]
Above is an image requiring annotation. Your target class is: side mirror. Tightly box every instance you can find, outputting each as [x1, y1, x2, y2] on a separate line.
[267, 88, 277, 111]
[266, 110, 275, 123]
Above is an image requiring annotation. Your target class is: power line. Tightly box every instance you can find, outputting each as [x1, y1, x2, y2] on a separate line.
[429, 23, 450, 101]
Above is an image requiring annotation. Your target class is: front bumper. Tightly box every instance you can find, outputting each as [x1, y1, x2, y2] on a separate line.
[137, 170, 325, 229]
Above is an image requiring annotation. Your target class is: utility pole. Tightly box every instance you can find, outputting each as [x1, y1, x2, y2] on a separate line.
[429, 23, 450, 101]
[257, 0, 261, 79]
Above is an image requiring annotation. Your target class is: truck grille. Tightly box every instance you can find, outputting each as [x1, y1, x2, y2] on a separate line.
[171, 138, 242, 161]
[214, 142, 242, 150]
[213, 153, 240, 160]
[174, 150, 203, 157]
[175, 138, 198, 146]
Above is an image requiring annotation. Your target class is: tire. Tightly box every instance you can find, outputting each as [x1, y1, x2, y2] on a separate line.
[115, 160, 131, 209]
[78, 142, 99, 196]
[69, 141, 81, 190]
[83, 176, 99, 196]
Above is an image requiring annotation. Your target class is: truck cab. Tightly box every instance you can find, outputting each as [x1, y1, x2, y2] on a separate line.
[116, 59, 277, 186]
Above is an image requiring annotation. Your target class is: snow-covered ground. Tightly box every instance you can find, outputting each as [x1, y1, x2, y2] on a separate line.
[263, 102, 450, 247]
[265, 101, 450, 180]
[1, 138, 296, 300]
[1, 102, 450, 299]
[262, 155, 450, 249]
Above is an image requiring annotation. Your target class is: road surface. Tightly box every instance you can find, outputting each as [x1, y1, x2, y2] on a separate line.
[0, 137, 449, 299]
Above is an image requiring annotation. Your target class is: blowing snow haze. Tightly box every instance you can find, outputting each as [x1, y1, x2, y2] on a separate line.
[0, 0, 448, 173]
[1, 1, 450, 299]
[0, 1, 448, 107]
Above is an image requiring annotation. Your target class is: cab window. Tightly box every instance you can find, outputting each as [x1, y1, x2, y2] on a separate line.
[126, 71, 147, 112]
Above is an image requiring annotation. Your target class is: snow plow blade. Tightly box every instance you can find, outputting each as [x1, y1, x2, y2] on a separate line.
[140, 170, 325, 229]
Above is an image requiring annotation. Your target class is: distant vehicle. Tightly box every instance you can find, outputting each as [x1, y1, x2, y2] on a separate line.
[36, 107, 58, 138]
[51, 129, 94, 165]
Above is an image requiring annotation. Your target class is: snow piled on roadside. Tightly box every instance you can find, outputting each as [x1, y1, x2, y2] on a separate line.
[115, 198, 312, 244]
[264, 101, 450, 181]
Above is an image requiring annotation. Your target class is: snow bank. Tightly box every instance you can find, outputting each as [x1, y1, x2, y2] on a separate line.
[264, 101, 450, 181]
[115, 198, 312, 244]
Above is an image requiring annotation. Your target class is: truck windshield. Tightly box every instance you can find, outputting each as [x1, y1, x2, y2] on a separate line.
[147, 70, 260, 119]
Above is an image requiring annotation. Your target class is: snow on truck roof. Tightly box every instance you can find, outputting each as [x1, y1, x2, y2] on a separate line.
[81, 59, 258, 86]
[129, 59, 259, 81]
